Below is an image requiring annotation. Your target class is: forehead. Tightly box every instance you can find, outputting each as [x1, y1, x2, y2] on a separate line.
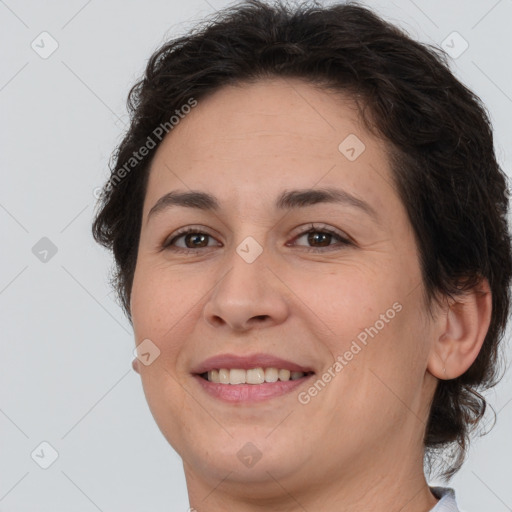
[144, 78, 396, 218]
[158, 78, 364, 158]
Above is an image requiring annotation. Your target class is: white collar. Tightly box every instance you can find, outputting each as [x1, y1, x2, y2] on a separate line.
[429, 487, 459, 512]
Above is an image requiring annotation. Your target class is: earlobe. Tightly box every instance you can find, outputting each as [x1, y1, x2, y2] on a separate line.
[132, 357, 141, 374]
[427, 278, 492, 380]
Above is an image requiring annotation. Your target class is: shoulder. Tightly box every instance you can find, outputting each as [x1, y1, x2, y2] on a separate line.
[429, 487, 460, 512]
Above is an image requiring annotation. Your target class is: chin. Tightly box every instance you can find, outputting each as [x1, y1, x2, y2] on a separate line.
[180, 427, 310, 484]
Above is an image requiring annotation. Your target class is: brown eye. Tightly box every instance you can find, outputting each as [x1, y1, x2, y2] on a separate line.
[292, 225, 351, 252]
[306, 231, 333, 247]
[182, 232, 210, 248]
[163, 227, 221, 253]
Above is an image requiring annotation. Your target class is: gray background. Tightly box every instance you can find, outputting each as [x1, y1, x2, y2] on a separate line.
[1, 0, 511, 510]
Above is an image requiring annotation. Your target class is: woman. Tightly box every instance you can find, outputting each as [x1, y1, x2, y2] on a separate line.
[92, 1, 512, 510]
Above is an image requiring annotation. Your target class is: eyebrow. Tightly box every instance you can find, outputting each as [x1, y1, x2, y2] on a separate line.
[146, 187, 379, 223]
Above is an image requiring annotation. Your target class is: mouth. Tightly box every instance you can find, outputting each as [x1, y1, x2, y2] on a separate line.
[191, 353, 316, 403]
[197, 368, 315, 384]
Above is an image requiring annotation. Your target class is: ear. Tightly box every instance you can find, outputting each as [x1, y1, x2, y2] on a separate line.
[427, 277, 492, 380]
[132, 357, 141, 374]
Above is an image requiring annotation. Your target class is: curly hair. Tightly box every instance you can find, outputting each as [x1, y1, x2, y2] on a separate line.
[92, 0, 512, 479]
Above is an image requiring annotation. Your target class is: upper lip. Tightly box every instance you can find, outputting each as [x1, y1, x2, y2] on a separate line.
[191, 353, 315, 374]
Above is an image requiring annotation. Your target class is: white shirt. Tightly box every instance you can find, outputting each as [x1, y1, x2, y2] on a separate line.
[429, 487, 460, 511]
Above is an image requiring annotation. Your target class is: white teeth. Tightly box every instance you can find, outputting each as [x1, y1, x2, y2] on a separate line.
[219, 369, 230, 384]
[278, 369, 291, 381]
[204, 367, 308, 384]
[246, 367, 265, 384]
[229, 368, 246, 384]
[264, 367, 279, 382]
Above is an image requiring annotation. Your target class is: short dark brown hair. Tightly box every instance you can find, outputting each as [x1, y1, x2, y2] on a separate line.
[92, 0, 512, 479]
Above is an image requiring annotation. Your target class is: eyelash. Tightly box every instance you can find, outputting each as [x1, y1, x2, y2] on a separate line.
[161, 223, 353, 255]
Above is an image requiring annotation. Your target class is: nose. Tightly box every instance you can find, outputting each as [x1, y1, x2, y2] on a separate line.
[203, 243, 289, 332]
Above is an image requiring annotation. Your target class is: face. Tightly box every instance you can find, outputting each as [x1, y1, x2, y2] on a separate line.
[130, 78, 438, 498]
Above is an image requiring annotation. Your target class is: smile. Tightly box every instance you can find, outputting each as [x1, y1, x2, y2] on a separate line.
[194, 370, 315, 403]
[200, 367, 314, 384]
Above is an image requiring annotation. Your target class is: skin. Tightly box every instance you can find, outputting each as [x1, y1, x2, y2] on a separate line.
[129, 78, 492, 511]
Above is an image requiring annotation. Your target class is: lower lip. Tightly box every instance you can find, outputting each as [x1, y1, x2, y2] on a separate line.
[193, 374, 315, 403]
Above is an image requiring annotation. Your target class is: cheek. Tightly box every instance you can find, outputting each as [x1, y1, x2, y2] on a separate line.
[295, 261, 429, 378]
[288, 260, 400, 332]
[130, 266, 194, 444]
[131, 262, 202, 338]
[340, 297, 432, 421]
